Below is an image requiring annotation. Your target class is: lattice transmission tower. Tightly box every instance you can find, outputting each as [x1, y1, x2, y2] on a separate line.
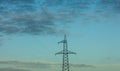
[55, 35, 76, 71]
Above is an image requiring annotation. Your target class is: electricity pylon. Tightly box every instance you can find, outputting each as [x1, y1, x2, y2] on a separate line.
[55, 35, 76, 71]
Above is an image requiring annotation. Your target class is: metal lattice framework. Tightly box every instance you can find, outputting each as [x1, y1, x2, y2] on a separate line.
[55, 35, 76, 71]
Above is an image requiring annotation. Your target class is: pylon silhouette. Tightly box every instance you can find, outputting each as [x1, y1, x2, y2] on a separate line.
[55, 35, 76, 71]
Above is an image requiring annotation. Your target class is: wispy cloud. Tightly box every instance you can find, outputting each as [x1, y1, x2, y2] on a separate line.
[0, 9, 64, 36]
[0, 60, 95, 68]
[0, 0, 120, 36]
[70, 64, 95, 68]
[0, 67, 30, 71]
[0, 60, 52, 68]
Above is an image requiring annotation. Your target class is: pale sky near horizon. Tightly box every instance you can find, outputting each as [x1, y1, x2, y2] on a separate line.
[0, 0, 120, 71]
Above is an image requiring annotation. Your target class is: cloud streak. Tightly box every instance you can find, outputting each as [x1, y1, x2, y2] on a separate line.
[0, 0, 60, 36]
[70, 64, 95, 68]
[0, 68, 30, 71]
[0, 60, 95, 68]
[0, 9, 62, 36]
[0, 0, 120, 36]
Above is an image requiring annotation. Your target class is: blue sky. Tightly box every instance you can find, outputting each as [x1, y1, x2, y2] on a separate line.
[0, 0, 120, 71]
